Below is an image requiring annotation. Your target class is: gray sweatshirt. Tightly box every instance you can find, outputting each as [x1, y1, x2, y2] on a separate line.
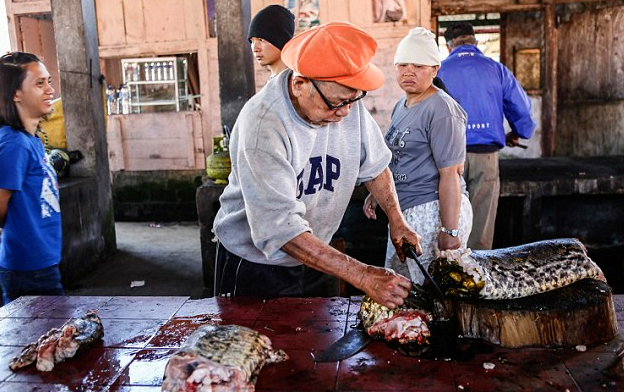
[213, 70, 391, 267]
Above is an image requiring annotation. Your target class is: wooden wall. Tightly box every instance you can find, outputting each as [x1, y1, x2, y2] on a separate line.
[93, 0, 218, 171]
[432, 0, 624, 157]
[556, 1, 624, 156]
[107, 111, 204, 171]
[432, 0, 542, 14]
[3, 0, 51, 50]
[7, 0, 623, 160]
[251, 0, 431, 29]
[501, 11, 544, 158]
[251, 0, 431, 132]
[95, 0, 208, 56]
[17, 15, 60, 98]
[2, 0, 218, 172]
[3, 1, 61, 99]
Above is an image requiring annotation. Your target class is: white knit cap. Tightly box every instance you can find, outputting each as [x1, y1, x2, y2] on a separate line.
[394, 27, 441, 66]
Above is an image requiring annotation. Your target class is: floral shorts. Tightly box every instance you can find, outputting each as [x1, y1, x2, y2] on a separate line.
[385, 194, 473, 284]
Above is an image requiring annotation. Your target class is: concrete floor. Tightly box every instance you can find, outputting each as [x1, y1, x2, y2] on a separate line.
[65, 221, 205, 299]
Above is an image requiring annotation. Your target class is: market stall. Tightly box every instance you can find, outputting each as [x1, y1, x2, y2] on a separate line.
[1, 295, 623, 391]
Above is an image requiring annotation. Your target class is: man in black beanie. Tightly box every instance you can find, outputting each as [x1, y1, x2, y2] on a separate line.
[443, 22, 475, 44]
[248, 5, 295, 79]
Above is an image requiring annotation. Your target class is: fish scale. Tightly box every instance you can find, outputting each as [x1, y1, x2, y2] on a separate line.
[8, 310, 104, 372]
[430, 238, 606, 300]
[161, 324, 288, 391]
[181, 324, 284, 381]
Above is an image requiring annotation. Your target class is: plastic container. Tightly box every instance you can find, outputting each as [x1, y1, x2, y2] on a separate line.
[106, 85, 118, 115]
[119, 84, 131, 114]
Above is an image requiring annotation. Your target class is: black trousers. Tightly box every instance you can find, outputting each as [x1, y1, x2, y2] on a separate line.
[214, 242, 339, 298]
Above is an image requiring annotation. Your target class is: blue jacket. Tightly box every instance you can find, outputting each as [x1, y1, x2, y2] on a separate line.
[438, 45, 536, 149]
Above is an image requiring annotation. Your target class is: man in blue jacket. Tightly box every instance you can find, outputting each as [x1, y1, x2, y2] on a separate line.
[438, 22, 536, 250]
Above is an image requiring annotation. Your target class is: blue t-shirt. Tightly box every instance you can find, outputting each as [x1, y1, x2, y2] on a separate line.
[0, 125, 62, 271]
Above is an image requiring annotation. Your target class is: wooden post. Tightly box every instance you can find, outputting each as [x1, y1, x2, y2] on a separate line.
[214, 0, 255, 131]
[542, 1, 558, 157]
[50, 0, 116, 257]
[196, 181, 226, 296]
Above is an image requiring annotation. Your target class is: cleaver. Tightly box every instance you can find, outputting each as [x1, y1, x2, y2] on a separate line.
[313, 324, 371, 362]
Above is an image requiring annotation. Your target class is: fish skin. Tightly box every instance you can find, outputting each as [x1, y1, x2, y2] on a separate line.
[8, 310, 104, 372]
[8, 343, 37, 371]
[358, 239, 608, 357]
[432, 238, 606, 300]
[162, 324, 287, 392]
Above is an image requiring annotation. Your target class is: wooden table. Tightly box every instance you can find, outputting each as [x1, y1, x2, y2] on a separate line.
[0, 295, 623, 391]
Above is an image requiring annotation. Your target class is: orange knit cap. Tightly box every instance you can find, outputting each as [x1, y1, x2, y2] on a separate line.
[281, 21, 385, 92]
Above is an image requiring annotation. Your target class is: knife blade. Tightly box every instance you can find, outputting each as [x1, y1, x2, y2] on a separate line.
[404, 246, 447, 310]
[313, 324, 371, 362]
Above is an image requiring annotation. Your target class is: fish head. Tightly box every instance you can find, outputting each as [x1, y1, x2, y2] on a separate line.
[429, 252, 485, 298]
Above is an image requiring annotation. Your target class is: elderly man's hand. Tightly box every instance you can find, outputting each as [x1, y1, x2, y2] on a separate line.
[357, 265, 412, 309]
[389, 224, 422, 263]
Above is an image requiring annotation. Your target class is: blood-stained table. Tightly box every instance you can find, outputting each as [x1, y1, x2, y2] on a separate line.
[0, 295, 623, 391]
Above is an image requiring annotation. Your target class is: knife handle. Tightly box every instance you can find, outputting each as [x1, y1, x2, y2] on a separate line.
[403, 245, 448, 312]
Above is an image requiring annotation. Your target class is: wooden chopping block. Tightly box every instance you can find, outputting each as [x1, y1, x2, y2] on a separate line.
[449, 279, 618, 348]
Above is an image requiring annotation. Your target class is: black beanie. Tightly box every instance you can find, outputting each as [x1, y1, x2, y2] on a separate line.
[444, 22, 475, 42]
[247, 5, 295, 50]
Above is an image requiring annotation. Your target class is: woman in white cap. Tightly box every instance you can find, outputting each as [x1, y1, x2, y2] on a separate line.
[363, 27, 472, 285]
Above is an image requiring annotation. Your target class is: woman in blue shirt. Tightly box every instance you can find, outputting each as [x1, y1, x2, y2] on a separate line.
[0, 52, 63, 305]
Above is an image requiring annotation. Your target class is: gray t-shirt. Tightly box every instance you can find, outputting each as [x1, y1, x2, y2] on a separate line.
[385, 89, 468, 210]
[213, 70, 391, 267]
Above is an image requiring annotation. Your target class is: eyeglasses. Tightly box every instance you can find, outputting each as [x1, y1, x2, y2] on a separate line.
[308, 78, 367, 111]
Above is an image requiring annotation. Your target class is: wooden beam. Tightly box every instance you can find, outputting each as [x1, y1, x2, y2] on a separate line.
[188, 0, 216, 160]
[416, 0, 433, 28]
[6, 13, 21, 51]
[7, 1, 51, 15]
[432, 1, 542, 15]
[98, 40, 201, 58]
[432, 0, 620, 16]
[554, 0, 620, 4]
[541, 1, 557, 157]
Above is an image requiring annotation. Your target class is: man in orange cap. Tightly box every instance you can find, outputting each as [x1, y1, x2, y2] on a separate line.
[213, 22, 422, 309]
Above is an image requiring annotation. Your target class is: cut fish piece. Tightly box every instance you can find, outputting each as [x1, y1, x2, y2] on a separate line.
[358, 285, 434, 355]
[161, 324, 287, 392]
[9, 310, 104, 372]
